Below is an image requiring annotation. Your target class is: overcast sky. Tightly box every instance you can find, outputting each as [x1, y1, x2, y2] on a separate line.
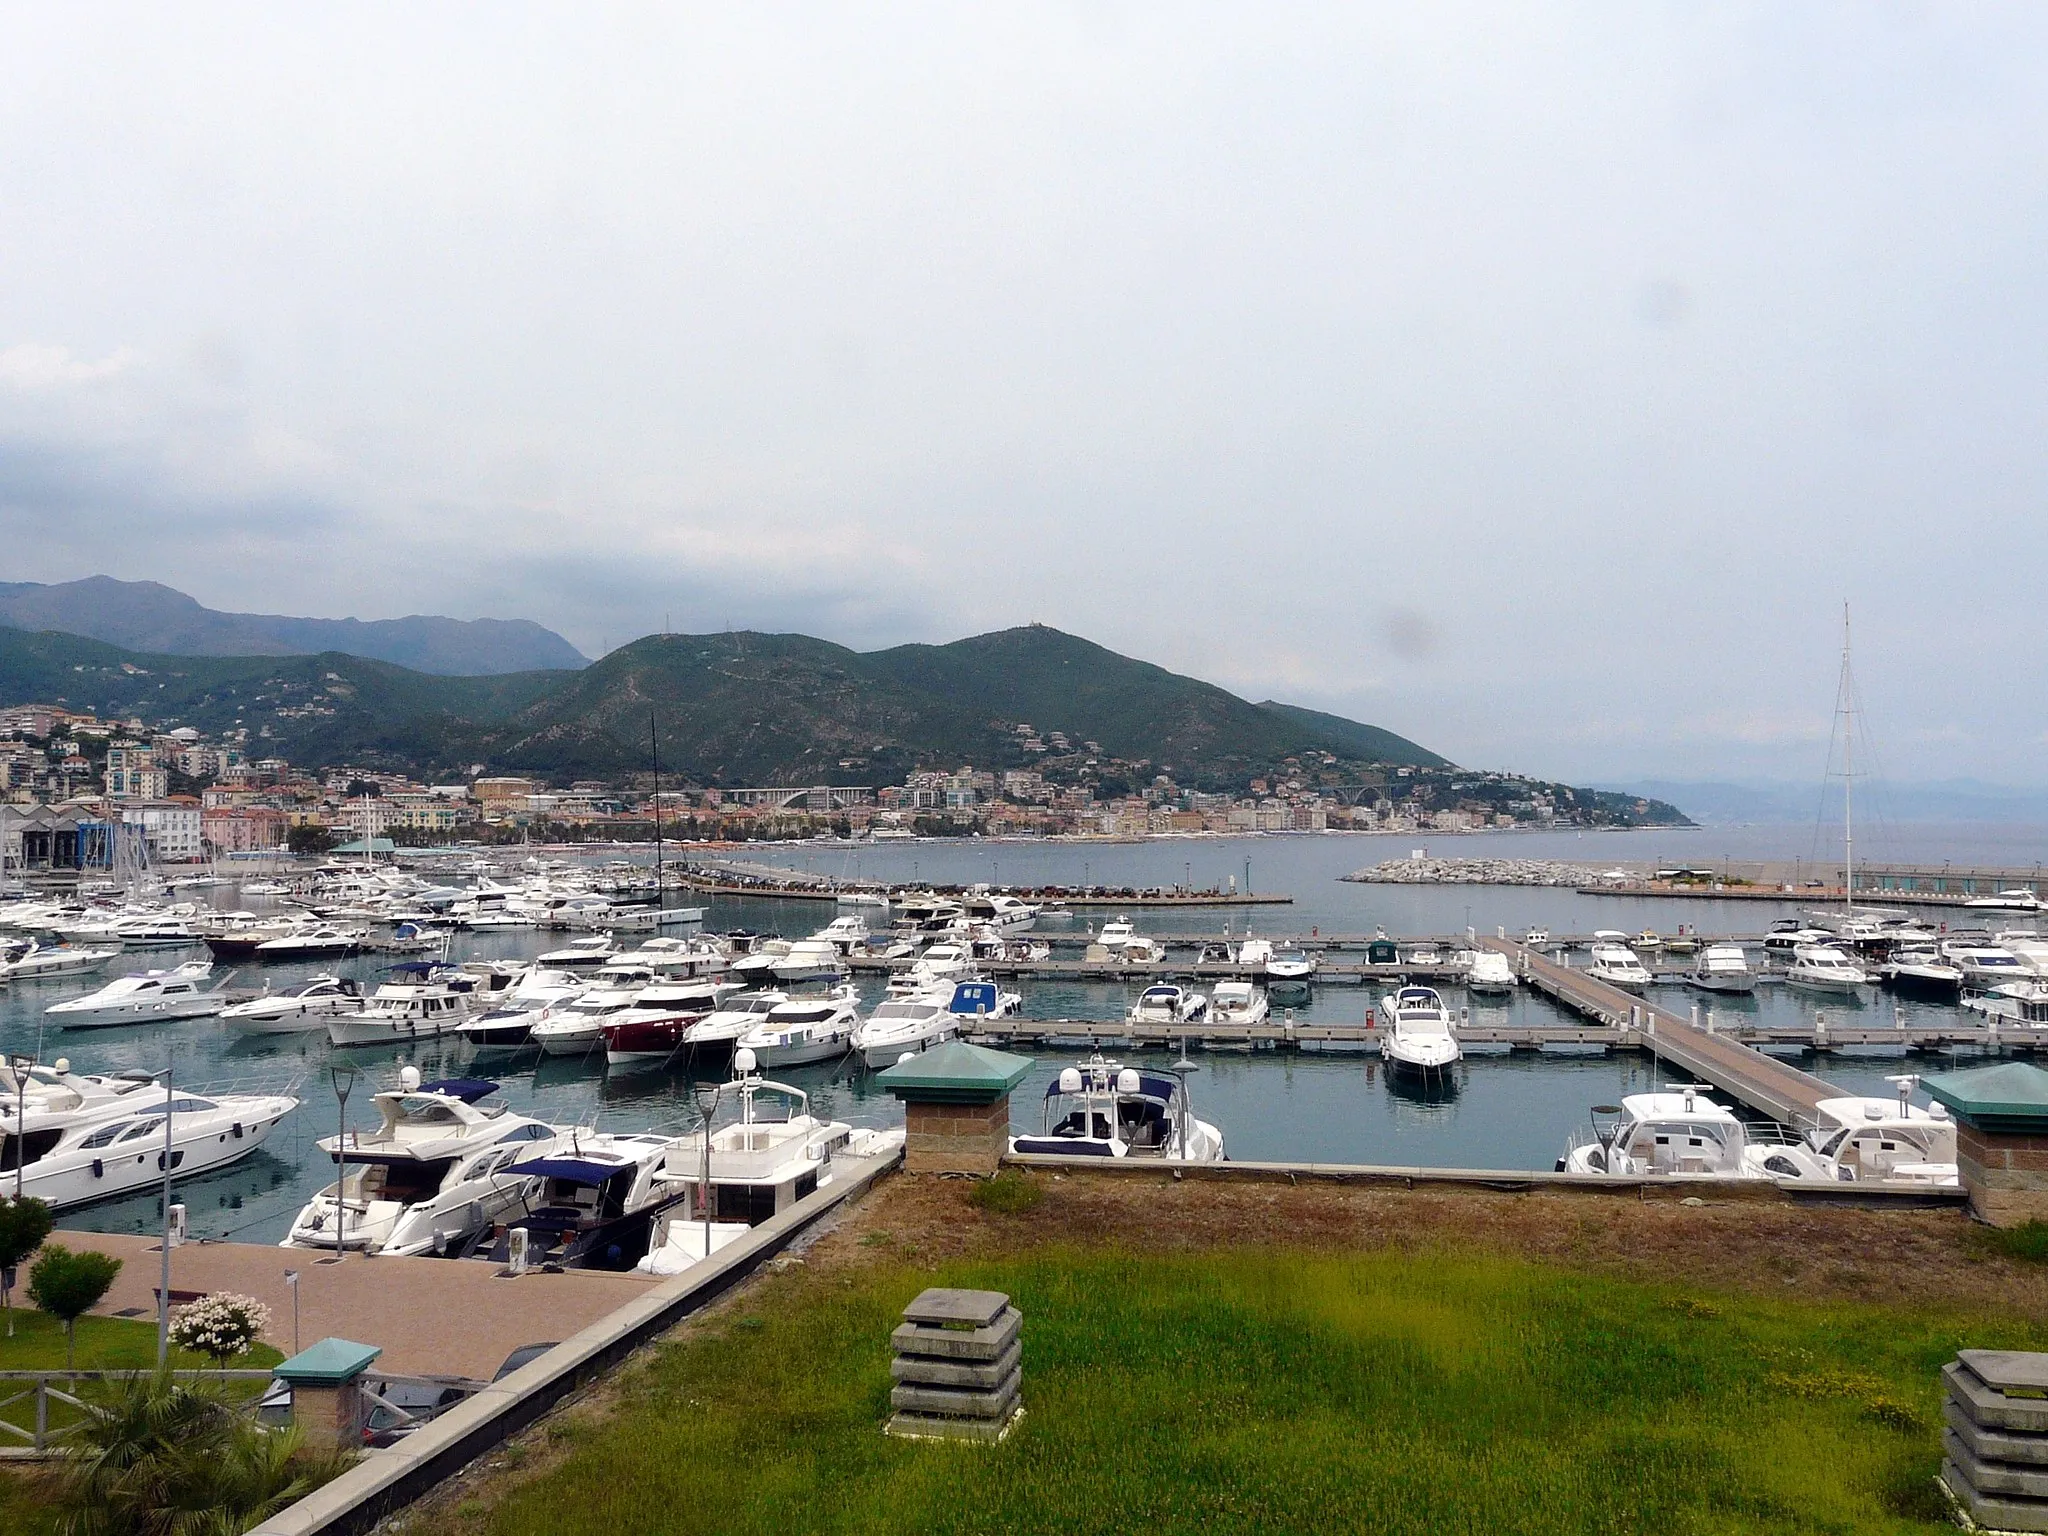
[3, 6, 2045, 785]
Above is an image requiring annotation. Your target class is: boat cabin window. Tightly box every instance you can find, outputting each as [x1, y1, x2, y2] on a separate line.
[0, 1130, 63, 1170]
[344, 1157, 456, 1205]
[167, 1097, 217, 1114]
[117, 1118, 167, 1143]
[395, 1097, 463, 1124]
[81, 1121, 134, 1149]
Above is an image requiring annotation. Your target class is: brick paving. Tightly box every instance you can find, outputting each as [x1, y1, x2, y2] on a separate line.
[61, 1233, 661, 1379]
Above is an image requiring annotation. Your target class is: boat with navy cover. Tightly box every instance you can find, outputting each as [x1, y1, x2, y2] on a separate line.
[1010, 1055, 1224, 1161]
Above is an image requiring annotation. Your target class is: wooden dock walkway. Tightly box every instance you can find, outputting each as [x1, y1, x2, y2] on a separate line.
[1477, 938, 1839, 1123]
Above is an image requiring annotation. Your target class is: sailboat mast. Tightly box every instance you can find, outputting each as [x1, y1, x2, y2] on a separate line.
[650, 710, 663, 916]
[1841, 603, 1853, 918]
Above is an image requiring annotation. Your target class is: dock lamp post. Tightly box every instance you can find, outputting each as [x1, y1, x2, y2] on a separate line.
[283, 1270, 301, 1354]
[330, 1063, 359, 1260]
[10, 1054, 31, 1201]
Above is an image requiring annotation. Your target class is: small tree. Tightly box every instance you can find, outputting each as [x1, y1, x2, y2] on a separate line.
[0, 1195, 54, 1338]
[27, 1244, 122, 1367]
[169, 1292, 270, 1368]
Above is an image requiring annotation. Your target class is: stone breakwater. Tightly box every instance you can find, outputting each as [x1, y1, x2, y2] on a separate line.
[1342, 857, 1603, 887]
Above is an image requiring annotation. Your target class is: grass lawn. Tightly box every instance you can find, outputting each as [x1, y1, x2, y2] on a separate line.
[426, 1175, 2041, 1536]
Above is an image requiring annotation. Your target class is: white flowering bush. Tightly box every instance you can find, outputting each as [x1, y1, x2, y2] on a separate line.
[168, 1291, 271, 1364]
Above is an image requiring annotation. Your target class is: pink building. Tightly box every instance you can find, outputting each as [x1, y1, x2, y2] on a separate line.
[202, 807, 288, 854]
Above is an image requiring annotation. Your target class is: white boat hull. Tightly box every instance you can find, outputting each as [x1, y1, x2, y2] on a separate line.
[326, 1013, 469, 1047]
[51, 997, 228, 1029]
[18, 1096, 297, 1211]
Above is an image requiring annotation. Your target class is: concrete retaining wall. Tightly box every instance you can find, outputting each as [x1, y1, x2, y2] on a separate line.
[245, 1147, 902, 1536]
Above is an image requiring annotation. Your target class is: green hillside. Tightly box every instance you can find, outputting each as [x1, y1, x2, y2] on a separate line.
[1254, 700, 1447, 768]
[0, 623, 1454, 788]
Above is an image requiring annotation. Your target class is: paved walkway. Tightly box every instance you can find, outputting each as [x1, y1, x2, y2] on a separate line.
[64, 1233, 661, 1380]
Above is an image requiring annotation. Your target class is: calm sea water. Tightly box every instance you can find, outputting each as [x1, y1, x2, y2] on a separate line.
[12, 822, 2034, 1244]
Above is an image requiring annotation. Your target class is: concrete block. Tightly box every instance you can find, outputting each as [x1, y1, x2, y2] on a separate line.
[903, 1288, 1011, 1328]
[1949, 1361, 2048, 1434]
[892, 1339, 1021, 1390]
[893, 1306, 1021, 1362]
[1947, 1399, 2048, 1466]
[890, 1371, 1020, 1419]
[886, 1408, 1020, 1442]
[1946, 1464, 2048, 1533]
[1948, 1428, 2048, 1500]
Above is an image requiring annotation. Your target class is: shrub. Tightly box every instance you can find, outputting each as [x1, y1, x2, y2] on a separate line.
[169, 1294, 271, 1367]
[0, 1194, 55, 1338]
[1978, 1219, 2048, 1264]
[27, 1245, 123, 1368]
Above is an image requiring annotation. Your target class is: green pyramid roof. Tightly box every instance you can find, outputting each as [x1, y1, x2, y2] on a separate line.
[1923, 1062, 2048, 1131]
[875, 1040, 1034, 1103]
[273, 1337, 381, 1385]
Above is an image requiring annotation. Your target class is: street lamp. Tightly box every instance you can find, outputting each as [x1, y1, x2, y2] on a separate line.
[330, 1063, 360, 1259]
[283, 1270, 301, 1354]
[10, 1054, 31, 1202]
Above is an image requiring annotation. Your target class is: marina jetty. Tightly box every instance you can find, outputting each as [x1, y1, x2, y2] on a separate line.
[1345, 855, 1597, 887]
[674, 857, 1293, 907]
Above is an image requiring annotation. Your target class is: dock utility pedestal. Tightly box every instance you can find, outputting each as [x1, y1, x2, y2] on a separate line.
[885, 1287, 1022, 1442]
[1943, 1350, 2048, 1531]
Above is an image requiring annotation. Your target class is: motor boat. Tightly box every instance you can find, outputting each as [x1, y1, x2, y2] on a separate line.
[1118, 935, 1167, 967]
[1805, 1086, 1957, 1185]
[960, 892, 1038, 936]
[205, 916, 312, 960]
[1762, 922, 1833, 963]
[0, 1058, 298, 1212]
[325, 962, 521, 1047]
[530, 969, 654, 1058]
[1963, 980, 2048, 1026]
[1009, 1055, 1224, 1161]
[1462, 950, 1517, 996]
[1965, 889, 2044, 912]
[1943, 938, 2032, 989]
[771, 938, 845, 986]
[1878, 946, 1963, 1002]
[1785, 945, 1869, 994]
[1996, 930, 2048, 977]
[221, 975, 367, 1035]
[459, 968, 590, 1051]
[0, 939, 122, 983]
[636, 1055, 900, 1275]
[1559, 1087, 1828, 1180]
[612, 935, 730, 977]
[1404, 943, 1443, 967]
[1094, 917, 1137, 953]
[1206, 981, 1269, 1027]
[1631, 930, 1662, 952]
[1684, 944, 1756, 995]
[485, 1131, 689, 1270]
[1522, 927, 1550, 948]
[734, 990, 860, 1069]
[46, 961, 233, 1029]
[1196, 942, 1236, 967]
[944, 978, 1021, 1022]
[730, 939, 793, 984]
[1265, 945, 1317, 983]
[537, 933, 619, 969]
[58, 911, 202, 948]
[889, 942, 971, 998]
[685, 990, 789, 1063]
[1236, 937, 1275, 973]
[1376, 986, 1461, 1078]
[1126, 984, 1208, 1026]
[810, 914, 871, 954]
[852, 997, 958, 1068]
[1584, 943, 1651, 991]
[835, 890, 890, 909]
[890, 894, 966, 936]
[282, 1072, 561, 1256]
[602, 978, 747, 1068]
[253, 925, 366, 961]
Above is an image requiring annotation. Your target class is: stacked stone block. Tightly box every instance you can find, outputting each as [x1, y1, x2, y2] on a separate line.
[1944, 1349, 2048, 1531]
[1956, 1121, 2048, 1228]
[903, 1099, 1010, 1175]
[886, 1287, 1022, 1442]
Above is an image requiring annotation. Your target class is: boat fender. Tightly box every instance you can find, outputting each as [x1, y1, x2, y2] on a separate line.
[91, 1158, 103, 1179]
[232, 1122, 244, 1139]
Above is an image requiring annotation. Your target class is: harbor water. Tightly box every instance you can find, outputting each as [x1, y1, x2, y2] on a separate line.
[6, 825, 2025, 1246]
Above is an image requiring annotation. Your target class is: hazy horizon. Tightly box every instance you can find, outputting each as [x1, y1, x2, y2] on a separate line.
[6, 8, 2046, 784]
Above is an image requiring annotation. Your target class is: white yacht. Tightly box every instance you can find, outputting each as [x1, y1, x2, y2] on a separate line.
[735, 990, 860, 1069]
[1806, 1089, 1958, 1185]
[1878, 946, 1963, 1002]
[811, 914, 871, 954]
[0, 939, 122, 983]
[46, 961, 233, 1029]
[459, 967, 590, 1051]
[221, 975, 367, 1035]
[1965, 889, 2043, 912]
[685, 990, 789, 1062]
[537, 933, 619, 969]
[253, 925, 366, 961]
[282, 1072, 561, 1256]
[1235, 937, 1276, 973]
[852, 997, 958, 1068]
[486, 1130, 690, 1270]
[325, 962, 520, 1047]
[1584, 943, 1651, 991]
[1462, 950, 1517, 996]
[1377, 986, 1461, 1078]
[1963, 980, 2048, 1026]
[1944, 938, 2032, 989]
[1996, 930, 2048, 978]
[944, 978, 1022, 1022]
[1094, 917, 1137, 953]
[0, 1059, 297, 1211]
[1206, 982, 1270, 1027]
[1404, 943, 1444, 967]
[1559, 1088, 1829, 1180]
[1785, 945, 1869, 994]
[1126, 984, 1207, 1026]
[890, 941, 971, 998]
[730, 939, 793, 984]
[1762, 923, 1834, 963]
[612, 935, 730, 978]
[1265, 945, 1317, 983]
[1010, 1056, 1224, 1162]
[601, 977, 746, 1068]
[1521, 927, 1550, 948]
[960, 892, 1038, 936]
[636, 1057, 898, 1275]
[890, 893, 966, 935]
[530, 969, 653, 1058]
[771, 938, 845, 986]
[1119, 935, 1167, 967]
[1684, 944, 1756, 995]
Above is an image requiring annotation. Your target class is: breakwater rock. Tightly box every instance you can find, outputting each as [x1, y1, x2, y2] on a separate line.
[1342, 857, 1602, 887]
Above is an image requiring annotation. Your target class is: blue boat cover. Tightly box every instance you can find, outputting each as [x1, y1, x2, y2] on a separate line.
[418, 1078, 500, 1103]
[505, 1156, 633, 1185]
[949, 981, 1000, 1015]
